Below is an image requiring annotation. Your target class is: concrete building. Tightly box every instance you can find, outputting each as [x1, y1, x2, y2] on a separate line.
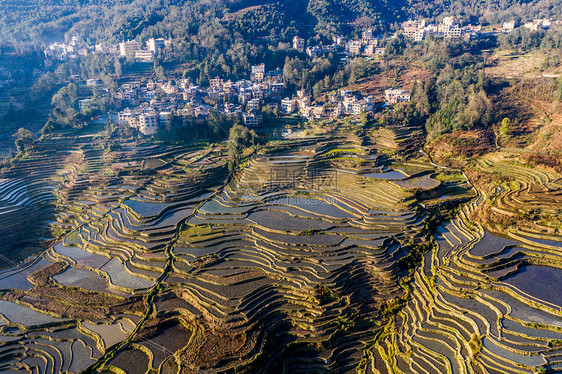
[385, 89, 411, 104]
[251, 64, 265, 82]
[402, 20, 426, 39]
[242, 110, 263, 127]
[347, 41, 362, 55]
[159, 111, 173, 128]
[135, 50, 154, 62]
[281, 98, 297, 114]
[293, 36, 305, 53]
[503, 20, 516, 33]
[119, 40, 139, 56]
[147, 38, 165, 52]
[306, 46, 322, 58]
[138, 112, 159, 135]
[246, 98, 260, 111]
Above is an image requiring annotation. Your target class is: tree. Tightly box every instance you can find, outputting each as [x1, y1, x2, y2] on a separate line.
[13, 128, 34, 153]
[500, 117, 511, 135]
[154, 64, 166, 80]
[227, 123, 251, 171]
[114, 58, 123, 78]
[52, 83, 78, 112]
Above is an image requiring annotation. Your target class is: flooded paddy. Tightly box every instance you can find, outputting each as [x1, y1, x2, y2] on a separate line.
[504, 265, 562, 307]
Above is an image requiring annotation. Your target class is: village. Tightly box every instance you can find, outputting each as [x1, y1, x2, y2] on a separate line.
[48, 15, 557, 136]
[109, 63, 408, 135]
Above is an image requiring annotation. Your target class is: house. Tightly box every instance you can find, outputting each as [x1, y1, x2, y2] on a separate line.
[306, 46, 322, 58]
[347, 41, 362, 55]
[246, 98, 260, 111]
[440, 17, 462, 38]
[243, 110, 263, 127]
[402, 20, 426, 39]
[159, 111, 173, 128]
[502, 20, 516, 33]
[210, 77, 224, 88]
[385, 89, 411, 104]
[293, 36, 305, 53]
[269, 82, 285, 97]
[147, 38, 165, 52]
[364, 44, 376, 56]
[251, 64, 265, 82]
[281, 98, 297, 114]
[119, 40, 139, 56]
[135, 50, 154, 62]
[334, 102, 345, 117]
[138, 112, 159, 135]
[86, 79, 102, 86]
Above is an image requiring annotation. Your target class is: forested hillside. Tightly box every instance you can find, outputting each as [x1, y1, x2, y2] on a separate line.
[2, 0, 561, 44]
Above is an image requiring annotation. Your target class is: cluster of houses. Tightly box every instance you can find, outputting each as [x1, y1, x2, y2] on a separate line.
[118, 38, 170, 62]
[44, 36, 170, 62]
[280, 89, 378, 120]
[292, 31, 386, 59]
[113, 64, 285, 135]
[400, 16, 558, 43]
[401, 17, 481, 42]
[110, 68, 412, 135]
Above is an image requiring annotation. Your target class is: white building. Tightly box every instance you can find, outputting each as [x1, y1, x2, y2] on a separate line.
[135, 50, 154, 63]
[147, 38, 165, 52]
[293, 36, 305, 53]
[138, 112, 159, 135]
[281, 98, 297, 114]
[120, 40, 140, 56]
[385, 89, 411, 104]
[502, 20, 516, 33]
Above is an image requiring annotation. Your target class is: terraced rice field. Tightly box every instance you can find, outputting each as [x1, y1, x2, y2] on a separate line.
[371, 153, 562, 374]
[0, 126, 557, 373]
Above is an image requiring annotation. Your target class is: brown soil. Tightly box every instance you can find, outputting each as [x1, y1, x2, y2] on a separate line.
[1, 261, 144, 319]
[426, 129, 496, 166]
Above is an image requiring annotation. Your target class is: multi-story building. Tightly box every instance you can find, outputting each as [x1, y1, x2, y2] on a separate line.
[86, 78, 102, 86]
[159, 111, 173, 128]
[147, 38, 165, 52]
[281, 98, 297, 114]
[440, 16, 462, 38]
[210, 77, 224, 88]
[375, 47, 386, 55]
[270, 82, 285, 97]
[364, 44, 376, 56]
[246, 98, 260, 111]
[502, 20, 516, 33]
[251, 64, 265, 82]
[135, 50, 154, 62]
[385, 89, 411, 104]
[402, 20, 426, 39]
[238, 88, 253, 104]
[347, 40, 362, 55]
[138, 112, 159, 135]
[242, 110, 263, 127]
[293, 36, 305, 53]
[306, 46, 322, 58]
[119, 40, 139, 56]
